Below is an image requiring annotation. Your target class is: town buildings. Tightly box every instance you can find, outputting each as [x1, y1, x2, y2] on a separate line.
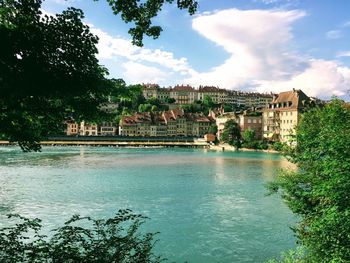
[212, 111, 263, 140]
[142, 84, 274, 108]
[262, 89, 315, 142]
[66, 121, 117, 136]
[238, 112, 263, 139]
[119, 109, 214, 137]
[66, 88, 316, 144]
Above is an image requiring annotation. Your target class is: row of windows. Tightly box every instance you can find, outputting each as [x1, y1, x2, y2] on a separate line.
[282, 120, 295, 124]
[247, 119, 262, 124]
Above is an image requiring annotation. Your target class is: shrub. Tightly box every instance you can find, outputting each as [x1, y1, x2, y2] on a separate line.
[0, 210, 163, 263]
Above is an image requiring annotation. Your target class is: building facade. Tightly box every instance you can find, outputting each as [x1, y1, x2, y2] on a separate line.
[119, 109, 214, 137]
[238, 113, 263, 139]
[142, 84, 274, 108]
[262, 89, 312, 142]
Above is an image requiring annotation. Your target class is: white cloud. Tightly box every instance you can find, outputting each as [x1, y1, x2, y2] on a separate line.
[326, 30, 342, 39]
[256, 0, 300, 7]
[53, 0, 67, 4]
[337, 51, 350, 58]
[182, 8, 350, 98]
[184, 9, 306, 87]
[89, 26, 195, 76]
[255, 59, 350, 97]
[122, 61, 169, 84]
[343, 21, 350, 27]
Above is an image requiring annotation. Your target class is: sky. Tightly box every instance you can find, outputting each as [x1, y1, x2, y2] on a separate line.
[42, 0, 350, 100]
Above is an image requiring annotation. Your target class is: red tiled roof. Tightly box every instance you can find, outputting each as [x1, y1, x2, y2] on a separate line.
[172, 85, 195, 92]
[270, 89, 310, 110]
[142, 83, 160, 89]
[198, 86, 224, 93]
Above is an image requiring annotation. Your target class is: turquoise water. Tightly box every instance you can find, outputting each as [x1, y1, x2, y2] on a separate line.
[0, 146, 295, 262]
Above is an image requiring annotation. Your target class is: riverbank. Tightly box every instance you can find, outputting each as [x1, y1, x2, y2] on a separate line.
[208, 143, 280, 153]
[0, 140, 282, 153]
[0, 140, 210, 148]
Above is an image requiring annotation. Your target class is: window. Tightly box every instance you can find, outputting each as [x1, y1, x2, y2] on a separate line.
[248, 119, 252, 123]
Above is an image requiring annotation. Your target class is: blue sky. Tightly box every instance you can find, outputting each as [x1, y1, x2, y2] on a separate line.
[42, 0, 350, 99]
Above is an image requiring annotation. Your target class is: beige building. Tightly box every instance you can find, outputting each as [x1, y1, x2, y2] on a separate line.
[170, 85, 197, 105]
[213, 110, 263, 140]
[99, 122, 118, 136]
[214, 112, 238, 139]
[66, 121, 117, 136]
[79, 121, 98, 136]
[238, 112, 263, 139]
[119, 109, 214, 137]
[198, 86, 226, 104]
[263, 89, 312, 142]
[66, 121, 79, 136]
[142, 84, 160, 100]
[141, 84, 274, 108]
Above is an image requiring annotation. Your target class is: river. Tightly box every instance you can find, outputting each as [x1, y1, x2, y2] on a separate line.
[0, 146, 295, 262]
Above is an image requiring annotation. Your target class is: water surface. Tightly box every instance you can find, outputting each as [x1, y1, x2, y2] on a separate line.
[0, 146, 295, 262]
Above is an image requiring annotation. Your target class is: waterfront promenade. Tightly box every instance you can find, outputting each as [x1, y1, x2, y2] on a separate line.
[0, 136, 210, 148]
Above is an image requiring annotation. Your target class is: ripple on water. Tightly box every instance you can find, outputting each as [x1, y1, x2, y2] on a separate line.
[0, 146, 295, 263]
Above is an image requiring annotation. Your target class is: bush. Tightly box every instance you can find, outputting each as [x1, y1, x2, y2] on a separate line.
[268, 99, 350, 262]
[257, 141, 268, 150]
[271, 141, 285, 151]
[0, 210, 163, 263]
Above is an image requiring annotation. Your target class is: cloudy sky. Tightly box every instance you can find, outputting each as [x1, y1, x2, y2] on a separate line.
[42, 0, 350, 99]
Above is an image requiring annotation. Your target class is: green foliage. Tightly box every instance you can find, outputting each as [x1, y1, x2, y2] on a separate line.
[137, 97, 168, 112]
[271, 141, 286, 152]
[100, 0, 198, 46]
[139, 103, 153, 113]
[0, 0, 114, 151]
[182, 97, 220, 115]
[165, 97, 176, 104]
[146, 97, 161, 106]
[268, 99, 350, 262]
[183, 102, 202, 113]
[203, 95, 215, 109]
[0, 210, 163, 263]
[208, 124, 218, 135]
[241, 129, 268, 149]
[220, 119, 241, 147]
[242, 129, 255, 143]
[266, 247, 306, 263]
[257, 140, 268, 150]
[223, 103, 233, 113]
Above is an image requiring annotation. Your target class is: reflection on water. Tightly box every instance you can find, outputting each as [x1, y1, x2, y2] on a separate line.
[0, 146, 295, 263]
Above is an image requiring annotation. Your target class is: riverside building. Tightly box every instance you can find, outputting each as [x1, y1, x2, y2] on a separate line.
[262, 89, 316, 142]
[119, 109, 214, 137]
[142, 83, 274, 108]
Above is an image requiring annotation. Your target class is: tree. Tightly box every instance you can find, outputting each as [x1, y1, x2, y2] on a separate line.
[242, 129, 255, 143]
[165, 97, 176, 104]
[101, 0, 198, 46]
[268, 99, 350, 262]
[203, 95, 215, 109]
[147, 97, 161, 107]
[138, 103, 152, 113]
[208, 124, 218, 135]
[220, 119, 241, 147]
[0, 0, 115, 151]
[242, 129, 258, 149]
[0, 210, 163, 262]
